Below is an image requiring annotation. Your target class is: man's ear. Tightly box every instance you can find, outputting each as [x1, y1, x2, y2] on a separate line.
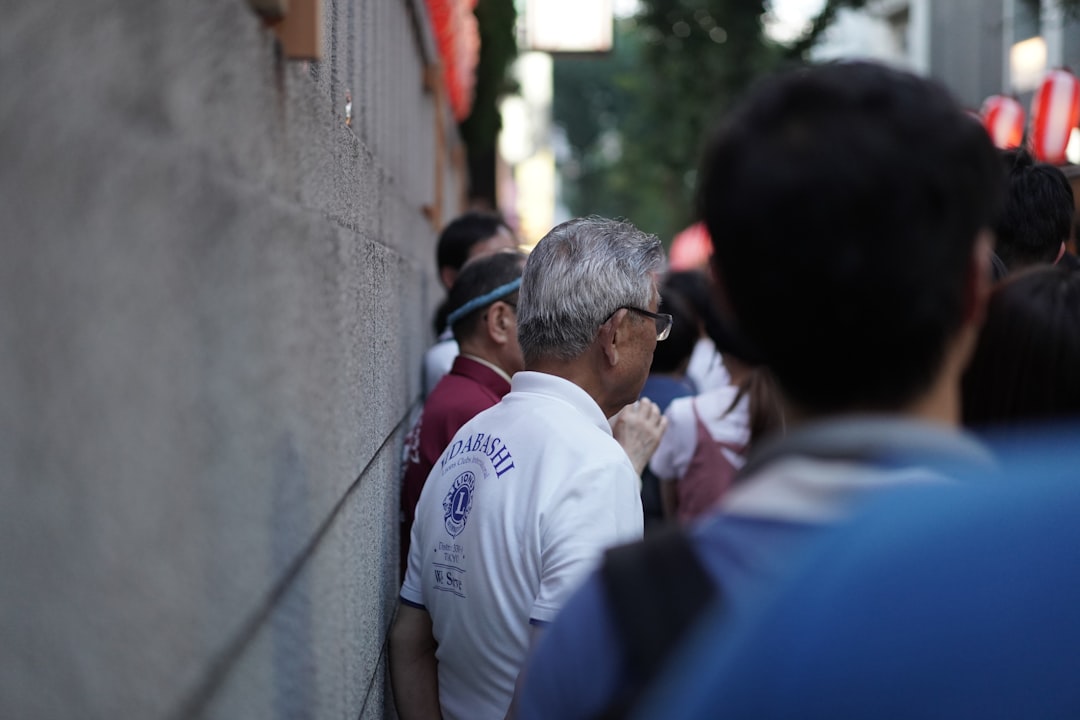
[965, 230, 995, 326]
[486, 301, 514, 345]
[597, 309, 627, 367]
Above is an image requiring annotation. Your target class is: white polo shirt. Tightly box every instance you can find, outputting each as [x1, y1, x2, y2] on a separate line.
[401, 371, 644, 720]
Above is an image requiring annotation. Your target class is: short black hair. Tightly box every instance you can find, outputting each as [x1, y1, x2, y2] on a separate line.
[664, 269, 761, 364]
[995, 148, 1074, 271]
[650, 287, 698, 374]
[699, 62, 1001, 413]
[445, 251, 526, 342]
[436, 212, 511, 272]
[962, 265, 1080, 428]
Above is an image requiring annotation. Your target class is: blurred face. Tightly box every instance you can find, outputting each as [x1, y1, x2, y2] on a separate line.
[467, 226, 517, 262]
[617, 284, 661, 406]
[442, 227, 519, 290]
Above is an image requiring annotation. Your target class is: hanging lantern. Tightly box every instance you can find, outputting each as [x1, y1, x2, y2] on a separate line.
[980, 95, 1025, 149]
[424, 0, 481, 121]
[669, 223, 712, 271]
[1031, 69, 1080, 164]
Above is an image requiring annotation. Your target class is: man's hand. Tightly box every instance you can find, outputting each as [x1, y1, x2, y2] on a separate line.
[389, 603, 443, 720]
[611, 398, 668, 476]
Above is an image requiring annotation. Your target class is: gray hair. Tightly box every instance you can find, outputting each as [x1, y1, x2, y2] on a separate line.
[518, 216, 665, 364]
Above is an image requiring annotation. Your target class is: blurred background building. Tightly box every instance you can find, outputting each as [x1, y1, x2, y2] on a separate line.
[806, 0, 1080, 108]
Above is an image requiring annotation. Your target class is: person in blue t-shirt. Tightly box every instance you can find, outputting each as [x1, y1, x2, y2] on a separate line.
[634, 434, 1080, 719]
[517, 61, 1003, 720]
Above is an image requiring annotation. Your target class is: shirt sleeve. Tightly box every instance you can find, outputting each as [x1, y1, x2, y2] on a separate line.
[649, 397, 697, 483]
[400, 489, 429, 608]
[518, 573, 626, 720]
[531, 460, 643, 624]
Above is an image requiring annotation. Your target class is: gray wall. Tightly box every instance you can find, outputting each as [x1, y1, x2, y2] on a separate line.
[1061, 13, 1080, 78]
[0, 1, 462, 718]
[928, 0, 1006, 108]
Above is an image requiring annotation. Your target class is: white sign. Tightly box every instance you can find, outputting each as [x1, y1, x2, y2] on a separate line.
[1011, 36, 1047, 93]
[524, 0, 614, 53]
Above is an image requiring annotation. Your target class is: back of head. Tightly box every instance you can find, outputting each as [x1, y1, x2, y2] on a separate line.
[445, 251, 526, 343]
[436, 212, 511, 274]
[663, 271, 713, 332]
[699, 61, 1000, 414]
[517, 216, 664, 365]
[962, 265, 1080, 427]
[663, 269, 761, 365]
[995, 148, 1074, 271]
[650, 287, 698, 375]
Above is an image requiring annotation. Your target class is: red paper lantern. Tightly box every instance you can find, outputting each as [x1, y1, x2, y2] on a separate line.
[424, 0, 481, 121]
[980, 95, 1025, 149]
[1031, 69, 1080, 164]
[669, 223, 712, 271]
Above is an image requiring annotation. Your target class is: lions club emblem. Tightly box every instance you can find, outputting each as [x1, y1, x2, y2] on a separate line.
[442, 471, 475, 537]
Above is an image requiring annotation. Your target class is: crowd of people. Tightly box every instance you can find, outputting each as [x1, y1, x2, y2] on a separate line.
[389, 60, 1080, 720]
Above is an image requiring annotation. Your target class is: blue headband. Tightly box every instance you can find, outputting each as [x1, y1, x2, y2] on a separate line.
[446, 278, 522, 328]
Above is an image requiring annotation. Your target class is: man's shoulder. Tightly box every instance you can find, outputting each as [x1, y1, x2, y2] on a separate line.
[499, 400, 622, 459]
[727, 416, 996, 523]
[422, 337, 459, 395]
[691, 512, 822, 576]
[519, 571, 617, 720]
[521, 520, 806, 720]
[426, 368, 502, 416]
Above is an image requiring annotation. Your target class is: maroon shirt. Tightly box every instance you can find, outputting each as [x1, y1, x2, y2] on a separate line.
[400, 355, 511, 574]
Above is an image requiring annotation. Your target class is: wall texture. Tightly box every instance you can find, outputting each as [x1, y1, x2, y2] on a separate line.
[0, 1, 461, 717]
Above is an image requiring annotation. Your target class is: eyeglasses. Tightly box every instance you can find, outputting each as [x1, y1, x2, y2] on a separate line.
[606, 306, 673, 341]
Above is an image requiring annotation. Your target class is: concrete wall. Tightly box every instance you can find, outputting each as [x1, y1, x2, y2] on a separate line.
[0, 1, 462, 717]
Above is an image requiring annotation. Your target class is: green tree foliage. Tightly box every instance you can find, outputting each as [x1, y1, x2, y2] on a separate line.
[553, 2, 779, 242]
[555, 0, 1080, 240]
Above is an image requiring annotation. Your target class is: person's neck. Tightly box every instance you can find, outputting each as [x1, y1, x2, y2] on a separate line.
[783, 371, 961, 432]
[527, 355, 619, 417]
[901, 379, 961, 427]
[457, 341, 513, 383]
[905, 325, 980, 428]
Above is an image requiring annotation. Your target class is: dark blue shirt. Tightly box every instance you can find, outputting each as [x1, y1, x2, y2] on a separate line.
[639, 374, 694, 414]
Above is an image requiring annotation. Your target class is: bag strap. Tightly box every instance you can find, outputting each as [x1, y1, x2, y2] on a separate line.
[596, 528, 717, 719]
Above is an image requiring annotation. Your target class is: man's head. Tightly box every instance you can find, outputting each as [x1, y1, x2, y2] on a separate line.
[699, 61, 1001, 417]
[436, 212, 517, 290]
[517, 217, 666, 414]
[995, 148, 1074, 271]
[962, 264, 1080, 427]
[444, 251, 527, 375]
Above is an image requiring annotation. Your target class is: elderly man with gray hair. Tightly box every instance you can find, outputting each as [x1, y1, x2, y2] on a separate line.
[390, 216, 670, 720]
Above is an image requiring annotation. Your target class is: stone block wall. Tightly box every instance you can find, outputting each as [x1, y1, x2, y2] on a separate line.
[0, 1, 461, 717]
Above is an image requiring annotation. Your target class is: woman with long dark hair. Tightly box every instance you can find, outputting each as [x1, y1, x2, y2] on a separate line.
[963, 265, 1080, 429]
